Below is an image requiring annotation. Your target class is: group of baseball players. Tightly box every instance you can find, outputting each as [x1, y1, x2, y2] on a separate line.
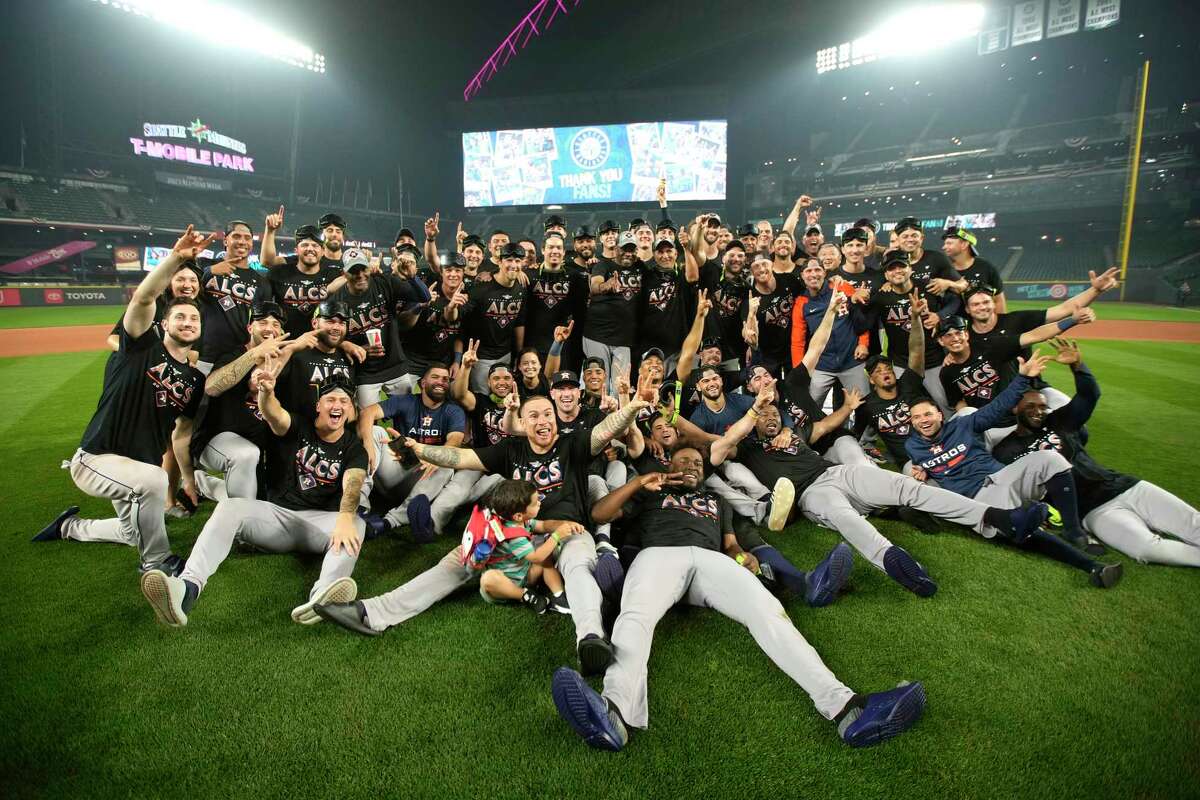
[34, 185, 1200, 753]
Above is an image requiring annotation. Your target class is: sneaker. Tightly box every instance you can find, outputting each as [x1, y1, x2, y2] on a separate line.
[314, 601, 380, 637]
[577, 633, 615, 676]
[522, 589, 549, 614]
[1045, 504, 1063, 529]
[883, 546, 937, 598]
[408, 495, 436, 544]
[1089, 562, 1123, 589]
[548, 592, 572, 615]
[839, 681, 926, 747]
[767, 477, 795, 532]
[160, 553, 187, 578]
[551, 667, 628, 751]
[1006, 502, 1049, 542]
[805, 542, 854, 608]
[141, 569, 190, 627]
[291, 576, 357, 625]
[32, 506, 79, 542]
[359, 511, 390, 541]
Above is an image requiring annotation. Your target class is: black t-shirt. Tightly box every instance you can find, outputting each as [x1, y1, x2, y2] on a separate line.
[277, 348, 355, 419]
[192, 351, 269, 457]
[735, 432, 832, 495]
[403, 281, 462, 368]
[742, 273, 798, 370]
[80, 325, 204, 465]
[525, 268, 587, 353]
[283, 253, 343, 272]
[829, 266, 881, 293]
[585, 258, 642, 347]
[628, 488, 731, 551]
[856, 370, 925, 464]
[462, 278, 527, 360]
[329, 274, 414, 383]
[199, 266, 274, 364]
[631, 448, 672, 475]
[971, 310, 1044, 360]
[869, 283, 951, 369]
[702, 265, 749, 361]
[555, 406, 605, 437]
[516, 375, 551, 401]
[267, 417, 368, 513]
[954, 257, 1004, 295]
[468, 391, 511, 446]
[941, 334, 1022, 409]
[268, 263, 343, 338]
[639, 265, 695, 354]
[476, 431, 593, 524]
[908, 249, 955, 285]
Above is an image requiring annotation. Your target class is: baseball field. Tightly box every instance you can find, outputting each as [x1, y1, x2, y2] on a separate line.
[1, 302, 1198, 799]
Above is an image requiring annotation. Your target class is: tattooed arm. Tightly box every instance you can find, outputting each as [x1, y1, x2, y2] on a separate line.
[405, 440, 487, 472]
[590, 398, 651, 456]
[330, 468, 367, 555]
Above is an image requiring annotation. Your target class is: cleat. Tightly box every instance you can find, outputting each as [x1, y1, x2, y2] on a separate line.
[359, 511, 389, 541]
[522, 589, 549, 615]
[548, 592, 572, 616]
[1007, 502, 1049, 542]
[1089, 562, 1123, 589]
[32, 506, 79, 542]
[577, 633, 615, 677]
[1045, 505, 1063, 529]
[551, 667, 628, 751]
[140, 570, 189, 627]
[314, 601, 379, 636]
[407, 495, 436, 543]
[864, 445, 889, 465]
[805, 543, 854, 608]
[840, 681, 926, 747]
[292, 576, 357, 625]
[766, 477, 795, 532]
[883, 546, 937, 598]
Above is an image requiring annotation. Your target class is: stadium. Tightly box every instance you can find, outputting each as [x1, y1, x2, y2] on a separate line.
[1, 1, 1198, 798]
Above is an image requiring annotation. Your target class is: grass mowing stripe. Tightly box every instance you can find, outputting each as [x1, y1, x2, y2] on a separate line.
[0, 352, 108, 439]
[1007, 300, 1200, 323]
[0, 305, 126, 329]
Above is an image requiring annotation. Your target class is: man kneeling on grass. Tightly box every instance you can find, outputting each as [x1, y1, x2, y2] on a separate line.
[469, 478, 574, 615]
[549, 447, 926, 751]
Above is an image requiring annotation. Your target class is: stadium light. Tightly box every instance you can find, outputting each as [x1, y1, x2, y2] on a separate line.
[816, 3, 985, 74]
[91, 0, 326, 74]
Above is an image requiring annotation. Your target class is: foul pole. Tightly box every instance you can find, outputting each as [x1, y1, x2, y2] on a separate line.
[1117, 59, 1150, 301]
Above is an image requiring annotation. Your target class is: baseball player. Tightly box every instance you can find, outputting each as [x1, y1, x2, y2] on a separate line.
[941, 226, 1006, 309]
[459, 242, 529, 393]
[106, 260, 202, 352]
[712, 380, 1054, 597]
[403, 251, 466, 385]
[35, 227, 212, 575]
[549, 449, 925, 752]
[584, 231, 643, 395]
[312, 384, 658, 676]
[262, 210, 346, 338]
[993, 339, 1200, 567]
[906, 353, 1124, 588]
[197, 220, 274, 374]
[139, 370, 369, 628]
[790, 259, 871, 404]
[273, 300, 357, 419]
[741, 254, 796, 373]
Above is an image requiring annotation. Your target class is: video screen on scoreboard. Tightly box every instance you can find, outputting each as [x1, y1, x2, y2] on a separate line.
[462, 120, 727, 208]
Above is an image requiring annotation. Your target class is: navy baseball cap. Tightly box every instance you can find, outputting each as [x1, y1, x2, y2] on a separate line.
[544, 214, 567, 230]
[317, 374, 356, 400]
[582, 356, 606, 371]
[314, 300, 350, 320]
[641, 347, 666, 363]
[394, 243, 420, 260]
[864, 354, 894, 374]
[573, 225, 597, 240]
[656, 218, 677, 233]
[894, 216, 922, 235]
[737, 223, 756, 237]
[394, 227, 416, 243]
[842, 227, 870, 245]
[250, 301, 285, 322]
[318, 213, 347, 231]
[937, 316, 969, 337]
[628, 217, 649, 231]
[882, 250, 910, 269]
[724, 239, 746, 253]
[294, 224, 321, 244]
[551, 370, 580, 388]
[700, 337, 723, 352]
[599, 219, 620, 234]
[854, 217, 878, 233]
[443, 252, 467, 269]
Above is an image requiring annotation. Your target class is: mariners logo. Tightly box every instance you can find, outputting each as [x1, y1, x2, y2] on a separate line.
[570, 128, 610, 169]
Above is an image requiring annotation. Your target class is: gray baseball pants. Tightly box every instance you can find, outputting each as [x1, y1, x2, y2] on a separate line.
[799, 464, 1000, 569]
[971, 450, 1070, 519]
[810, 365, 870, 407]
[356, 374, 416, 410]
[581, 337, 631, 396]
[1083, 481, 1200, 567]
[602, 545, 855, 729]
[62, 448, 172, 572]
[179, 497, 366, 600]
[368, 429, 453, 528]
[430, 470, 505, 534]
[196, 431, 260, 500]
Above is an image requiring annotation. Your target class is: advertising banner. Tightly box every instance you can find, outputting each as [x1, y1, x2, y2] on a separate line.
[0, 242, 97, 275]
[1009, 282, 1090, 301]
[113, 245, 143, 272]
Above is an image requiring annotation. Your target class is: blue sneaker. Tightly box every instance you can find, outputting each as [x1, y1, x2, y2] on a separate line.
[840, 681, 926, 748]
[1007, 502, 1049, 543]
[359, 511, 389, 541]
[551, 667, 628, 752]
[883, 546, 937, 597]
[32, 506, 79, 542]
[407, 495, 436, 544]
[805, 542, 854, 608]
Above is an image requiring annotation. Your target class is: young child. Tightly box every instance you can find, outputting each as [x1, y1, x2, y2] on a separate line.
[469, 479, 580, 614]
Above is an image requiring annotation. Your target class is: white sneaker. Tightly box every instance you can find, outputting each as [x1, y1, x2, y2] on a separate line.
[141, 570, 189, 627]
[291, 576, 357, 625]
[767, 477, 796, 531]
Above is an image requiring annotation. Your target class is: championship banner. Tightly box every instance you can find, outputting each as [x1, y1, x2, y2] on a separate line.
[155, 171, 232, 192]
[1084, 0, 1119, 30]
[1011, 0, 1046, 46]
[1046, 0, 1081, 38]
[113, 244, 142, 272]
[0, 241, 97, 275]
[977, 6, 1011, 55]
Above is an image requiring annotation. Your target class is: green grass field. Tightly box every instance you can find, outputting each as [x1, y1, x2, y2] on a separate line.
[2, 334, 1199, 799]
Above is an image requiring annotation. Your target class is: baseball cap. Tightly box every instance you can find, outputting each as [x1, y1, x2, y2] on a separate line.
[936, 316, 969, 337]
[842, 227, 870, 245]
[341, 248, 370, 273]
[705, 213, 722, 226]
[654, 236, 676, 251]
[394, 243, 421, 260]
[487, 362, 512, 376]
[881, 250, 910, 269]
[894, 216, 922, 235]
[500, 242, 526, 260]
[314, 300, 350, 320]
[582, 356, 606, 372]
[628, 217, 650, 231]
[443, 252, 467, 269]
[942, 226, 979, 255]
[599, 219, 620, 234]
[737, 222, 756, 237]
[700, 337, 723, 352]
[551, 370, 580, 388]
[573, 224, 596, 240]
[656, 218, 677, 233]
[250, 301, 285, 323]
[864, 354, 894, 374]
[319, 213, 347, 231]
[294, 224, 321, 244]
[724, 239, 746, 253]
[461, 234, 485, 250]
[804, 224, 823, 236]
[853, 217, 878, 233]
[317, 374, 356, 401]
[544, 214, 567, 230]
[618, 231, 638, 249]
[641, 347, 666, 363]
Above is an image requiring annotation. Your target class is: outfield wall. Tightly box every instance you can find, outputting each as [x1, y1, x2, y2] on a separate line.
[0, 285, 132, 307]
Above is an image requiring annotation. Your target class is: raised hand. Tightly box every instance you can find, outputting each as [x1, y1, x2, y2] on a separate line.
[553, 319, 575, 343]
[456, 221, 467, 246]
[503, 390, 520, 413]
[806, 206, 822, 226]
[446, 284, 468, 310]
[461, 338, 480, 370]
[425, 212, 440, 240]
[172, 224, 218, 260]
[1089, 266, 1119, 293]
[842, 387, 865, 410]
[796, 194, 813, 209]
[851, 286, 871, 305]
[265, 205, 284, 232]
[1071, 307, 1096, 325]
[753, 377, 776, 410]
[1046, 337, 1082, 366]
[656, 177, 667, 206]
[1018, 353, 1051, 378]
[747, 291, 761, 316]
[640, 471, 685, 492]
[695, 288, 712, 319]
[634, 370, 657, 404]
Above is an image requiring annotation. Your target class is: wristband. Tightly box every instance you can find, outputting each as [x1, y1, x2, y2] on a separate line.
[551, 532, 561, 545]
[747, 408, 760, 419]
[735, 553, 747, 565]
[454, 352, 463, 365]
[1056, 317, 1078, 332]
[549, 340, 564, 357]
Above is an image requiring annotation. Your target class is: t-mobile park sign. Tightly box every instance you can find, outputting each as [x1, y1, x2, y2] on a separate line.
[129, 119, 254, 172]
